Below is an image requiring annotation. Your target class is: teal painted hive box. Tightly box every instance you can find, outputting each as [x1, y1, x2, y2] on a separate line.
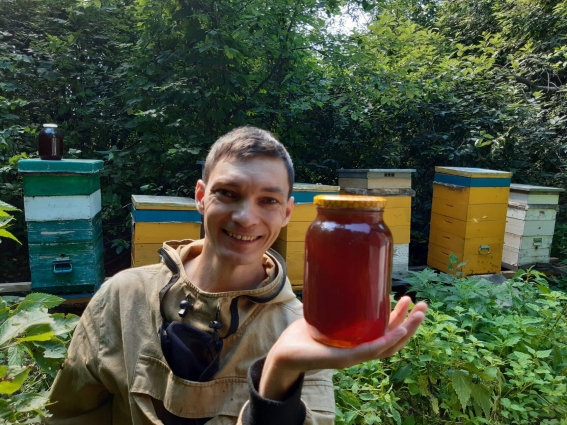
[19, 159, 105, 294]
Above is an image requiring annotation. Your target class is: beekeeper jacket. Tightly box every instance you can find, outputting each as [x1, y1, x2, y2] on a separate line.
[46, 239, 335, 424]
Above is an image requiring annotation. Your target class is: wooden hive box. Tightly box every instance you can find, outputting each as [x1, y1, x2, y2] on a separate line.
[272, 183, 340, 292]
[19, 159, 105, 294]
[502, 184, 565, 269]
[427, 166, 512, 275]
[131, 195, 201, 267]
[339, 169, 416, 278]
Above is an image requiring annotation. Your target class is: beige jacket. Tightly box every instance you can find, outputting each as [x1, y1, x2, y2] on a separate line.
[46, 240, 335, 424]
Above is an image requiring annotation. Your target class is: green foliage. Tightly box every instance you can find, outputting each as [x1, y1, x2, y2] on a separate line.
[0, 293, 79, 423]
[0, 200, 20, 245]
[334, 269, 567, 424]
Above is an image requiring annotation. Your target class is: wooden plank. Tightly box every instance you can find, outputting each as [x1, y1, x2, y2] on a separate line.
[289, 203, 317, 222]
[342, 188, 416, 197]
[339, 177, 412, 190]
[432, 198, 508, 223]
[508, 190, 560, 205]
[132, 243, 162, 267]
[278, 221, 311, 242]
[502, 246, 551, 267]
[505, 217, 556, 236]
[507, 206, 557, 221]
[0, 282, 31, 292]
[434, 166, 512, 179]
[428, 229, 503, 256]
[432, 183, 510, 205]
[389, 225, 411, 244]
[30, 258, 105, 294]
[504, 233, 553, 250]
[383, 207, 411, 227]
[27, 213, 102, 244]
[271, 239, 304, 257]
[292, 183, 340, 193]
[23, 174, 100, 197]
[509, 183, 565, 193]
[133, 222, 201, 244]
[427, 243, 502, 275]
[18, 159, 104, 174]
[131, 207, 202, 223]
[24, 190, 101, 221]
[430, 213, 506, 239]
[131, 195, 197, 211]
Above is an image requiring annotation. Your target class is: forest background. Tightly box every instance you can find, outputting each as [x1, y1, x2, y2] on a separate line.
[1, 0, 567, 280]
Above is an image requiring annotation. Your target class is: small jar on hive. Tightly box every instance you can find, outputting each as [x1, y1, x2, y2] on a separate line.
[303, 194, 393, 348]
[38, 124, 64, 160]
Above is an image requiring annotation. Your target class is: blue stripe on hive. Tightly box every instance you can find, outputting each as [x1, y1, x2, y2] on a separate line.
[131, 207, 202, 223]
[434, 173, 511, 188]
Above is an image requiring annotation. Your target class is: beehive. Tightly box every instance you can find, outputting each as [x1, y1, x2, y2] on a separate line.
[131, 195, 201, 267]
[427, 167, 511, 275]
[19, 159, 105, 294]
[271, 183, 340, 292]
[502, 184, 565, 269]
[338, 169, 416, 278]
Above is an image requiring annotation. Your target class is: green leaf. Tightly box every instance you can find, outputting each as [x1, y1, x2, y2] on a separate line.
[0, 200, 20, 212]
[17, 331, 54, 343]
[0, 365, 30, 394]
[536, 349, 552, 358]
[20, 293, 65, 310]
[0, 399, 16, 421]
[51, 313, 80, 336]
[7, 345, 25, 366]
[471, 383, 491, 418]
[33, 340, 67, 358]
[10, 393, 49, 413]
[359, 392, 378, 401]
[0, 308, 53, 347]
[0, 229, 21, 244]
[451, 370, 472, 411]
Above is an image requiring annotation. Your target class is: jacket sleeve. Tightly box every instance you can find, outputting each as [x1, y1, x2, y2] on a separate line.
[237, 358, 335, 425]
[45, 295, 113, 424]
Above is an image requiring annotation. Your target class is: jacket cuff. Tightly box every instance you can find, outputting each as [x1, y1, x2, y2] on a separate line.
[241, 357, 306, 425]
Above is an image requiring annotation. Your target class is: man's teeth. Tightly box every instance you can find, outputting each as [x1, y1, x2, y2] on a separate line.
[227, 231, 259, 241]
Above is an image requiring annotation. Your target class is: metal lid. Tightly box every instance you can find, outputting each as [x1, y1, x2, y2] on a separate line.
[43, 123, 58, 128]
[314, 194, 386, 210]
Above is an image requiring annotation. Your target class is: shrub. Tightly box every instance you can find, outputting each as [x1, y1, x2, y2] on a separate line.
[334, 269, 567, 424]
[0, 294, 79, 423]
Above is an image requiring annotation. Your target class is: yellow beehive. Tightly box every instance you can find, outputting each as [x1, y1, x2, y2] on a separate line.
[427, 167, 512, 275]
[339, 169, 416, 278]
[271, 183, 340, 292]
[131, 195, 201, 267]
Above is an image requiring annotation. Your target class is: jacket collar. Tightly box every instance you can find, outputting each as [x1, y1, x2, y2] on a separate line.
[158, 239, 297, 338]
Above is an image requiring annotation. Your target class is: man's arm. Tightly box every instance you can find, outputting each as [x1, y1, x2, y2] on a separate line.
[45, 297, 112, 424]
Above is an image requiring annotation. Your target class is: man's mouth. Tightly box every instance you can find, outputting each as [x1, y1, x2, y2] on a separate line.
[224, 230, 261, 242]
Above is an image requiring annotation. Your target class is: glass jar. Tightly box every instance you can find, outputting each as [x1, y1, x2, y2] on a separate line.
[303, 195, 393, 348]
[38, 123, 63, 160]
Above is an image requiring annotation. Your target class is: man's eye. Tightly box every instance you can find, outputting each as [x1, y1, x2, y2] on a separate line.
[215, 189, 234, 198]
[262, 198, 279, 205]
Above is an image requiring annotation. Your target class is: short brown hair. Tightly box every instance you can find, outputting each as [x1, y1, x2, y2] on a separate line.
[204, 126, 294, 197]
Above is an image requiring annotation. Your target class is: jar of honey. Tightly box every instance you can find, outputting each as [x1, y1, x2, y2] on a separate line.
[303, 195, 393, 348]
[38, 124, 63, 160]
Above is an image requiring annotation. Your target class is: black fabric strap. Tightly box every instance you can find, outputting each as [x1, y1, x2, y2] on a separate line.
[158, 247, 180, 321]
[242, 358, 306, 425]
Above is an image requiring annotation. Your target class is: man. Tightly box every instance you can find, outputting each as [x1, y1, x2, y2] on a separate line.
[47, 126, 427, 424]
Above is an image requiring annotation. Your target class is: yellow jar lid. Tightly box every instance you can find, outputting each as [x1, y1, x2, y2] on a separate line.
[313, 194, 387, 210]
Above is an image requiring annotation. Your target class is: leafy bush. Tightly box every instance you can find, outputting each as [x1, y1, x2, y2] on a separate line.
[0, 294, 79, 423]
[334, 269, 567, 424]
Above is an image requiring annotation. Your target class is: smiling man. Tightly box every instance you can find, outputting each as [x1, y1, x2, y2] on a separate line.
[46, 127, 426, 425]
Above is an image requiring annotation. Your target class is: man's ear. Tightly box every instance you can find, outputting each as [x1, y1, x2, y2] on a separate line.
[282, 196, 294, 227]
[195, 179, 206, 215]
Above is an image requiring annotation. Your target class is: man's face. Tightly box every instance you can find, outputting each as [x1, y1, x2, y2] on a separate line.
[195, 156, 294, 267]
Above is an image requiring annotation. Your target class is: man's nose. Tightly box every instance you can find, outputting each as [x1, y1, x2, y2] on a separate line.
[232, 200, 260, 227]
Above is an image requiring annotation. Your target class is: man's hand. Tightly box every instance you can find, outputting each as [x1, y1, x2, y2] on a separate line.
[259, 296, 427, 400]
